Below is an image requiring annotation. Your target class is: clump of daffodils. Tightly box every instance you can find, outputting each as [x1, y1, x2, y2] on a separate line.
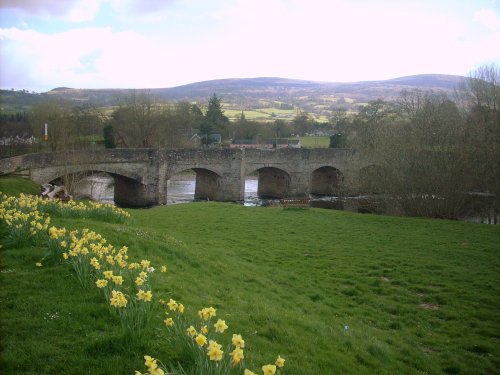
[1, 192, 287, 374]
[142, 301, 286, 375]
[0, 193, 51, 246]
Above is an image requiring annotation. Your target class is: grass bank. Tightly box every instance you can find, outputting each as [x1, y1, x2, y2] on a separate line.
[1, 178, 499, 374]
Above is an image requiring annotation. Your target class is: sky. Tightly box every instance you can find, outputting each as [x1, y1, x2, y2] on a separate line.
[0, 0, 499, 92]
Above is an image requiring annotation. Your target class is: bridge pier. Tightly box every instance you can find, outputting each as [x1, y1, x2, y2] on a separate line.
[114, 175, 158, 207]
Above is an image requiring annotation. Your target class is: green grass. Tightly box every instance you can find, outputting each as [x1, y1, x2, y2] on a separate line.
[0, 176, 39, 196]
[1, 177, 499, 374]
[298, 136, 330, 148]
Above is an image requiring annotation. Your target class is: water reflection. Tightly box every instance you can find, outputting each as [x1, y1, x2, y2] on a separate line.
[73, 175, 261, 205]
[73, 174, 114, 204]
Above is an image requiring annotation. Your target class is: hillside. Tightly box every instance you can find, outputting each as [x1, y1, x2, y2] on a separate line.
[1, 74, 465, 116]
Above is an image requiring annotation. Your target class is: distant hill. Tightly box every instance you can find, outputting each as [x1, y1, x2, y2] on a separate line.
[1, 74, 466, 117]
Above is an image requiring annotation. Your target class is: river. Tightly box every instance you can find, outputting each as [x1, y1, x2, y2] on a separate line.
[73, 174, 264, 206]
[73, 174, 497, 224]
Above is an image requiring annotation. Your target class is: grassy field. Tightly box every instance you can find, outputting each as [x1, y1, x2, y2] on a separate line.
[299, 136, 330, 148]
[1, 178, 499, 374]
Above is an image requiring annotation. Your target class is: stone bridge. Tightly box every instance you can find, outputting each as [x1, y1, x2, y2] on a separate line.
[0, 148, 375, 207]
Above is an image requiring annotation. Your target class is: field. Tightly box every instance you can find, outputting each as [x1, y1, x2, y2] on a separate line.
[1, 177, 499, 374]
[298, 136, 330, 148]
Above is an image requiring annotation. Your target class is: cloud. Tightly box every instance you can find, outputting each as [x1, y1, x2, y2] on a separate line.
[0, 0, 105, 22]
[474, 8, 500, 31]
[1, 0, 499, 91]
[0, 26, 186, 91]
[0, 0, 178, 23]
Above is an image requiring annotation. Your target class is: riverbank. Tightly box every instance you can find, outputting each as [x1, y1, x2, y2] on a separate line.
[1, 177, 499, 374]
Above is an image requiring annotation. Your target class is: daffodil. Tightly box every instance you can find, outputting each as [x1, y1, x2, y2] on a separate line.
[164, 317, 174, 326]
[143, 290, 152, 301]
[110, 290, 127, 308]
[160, 265, 167, 272]
[186, 325, 197, 337]
[262, 364, 277, 375]
[214, 319, 228, 333]
[231, 347, 244, 364]
[112, 275, 123, 285]
[207, 341, 224, 361]
[144, 355, 158, 370]
[95, 279, 108, 288]
[199, 306, 217, 320]
[90, 257, 100, 270]
[167, 298, 178, 311]
[275, 355, 285, 368]
[232, 334, 245, 348]
[244, 370, 257, 375]
[195, 333, 207, 347]
[137, 289, 152, 301]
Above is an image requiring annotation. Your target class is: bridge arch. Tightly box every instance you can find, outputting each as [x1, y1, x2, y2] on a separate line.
[310, 166, 344, 196]
[44, 168, 155, 207]
[167, 167, 223, 202]
[246, 166, 291, 199]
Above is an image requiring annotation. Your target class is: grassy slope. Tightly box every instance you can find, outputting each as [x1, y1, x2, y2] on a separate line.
[0, 177, 39, 196]
[0, 178, 499, 374]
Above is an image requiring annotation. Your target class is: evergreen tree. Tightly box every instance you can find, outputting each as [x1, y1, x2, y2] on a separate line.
[199, 94, 228, 146]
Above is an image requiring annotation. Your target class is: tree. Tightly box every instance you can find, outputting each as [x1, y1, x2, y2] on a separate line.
[29, 100, 76, 151]
[357, 91, 469, 218]
[103, 124, 115, 148]
[199, 94, 228, 146]
[110, 90, 164, 148]
[460, 64, 500, 221]
[291, 112, 313, 136]
[329, 133, 346, 148]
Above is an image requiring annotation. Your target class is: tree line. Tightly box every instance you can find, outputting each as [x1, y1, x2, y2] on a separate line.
[1, 92, 328, 153]
[329, 64, 499, 221]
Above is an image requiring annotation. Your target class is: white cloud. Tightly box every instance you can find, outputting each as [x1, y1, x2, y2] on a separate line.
[1, 0, 499, 91]
[474, 8, 500, 31]
[0, 26, 189, 90]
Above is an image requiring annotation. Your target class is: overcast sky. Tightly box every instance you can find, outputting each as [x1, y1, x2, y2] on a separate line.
[0, 0, 499, 92]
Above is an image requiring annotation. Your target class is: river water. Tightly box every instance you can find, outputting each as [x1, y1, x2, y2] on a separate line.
[73, 174, 263, 206]
[73, 174, 497, 223]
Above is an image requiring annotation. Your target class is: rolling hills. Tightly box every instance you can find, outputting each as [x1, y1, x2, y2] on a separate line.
[1, 74, 465, 116]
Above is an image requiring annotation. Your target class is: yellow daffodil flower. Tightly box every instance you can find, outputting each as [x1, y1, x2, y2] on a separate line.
[262, 364, 277, 375]
[207, 343, 224, 361]
[186, 326, 197, 337]
[167, 298, 178, 311]
[195, 333, 207, 347]
[275, 355, 285, 368]
[231, 347, 244, 364]
[164, 317, 174, 326]
[232, 334, 245, 348]
[214, 319, 228, 333]
[112, 275, 123, 285]
[95, 279, 108, 288]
